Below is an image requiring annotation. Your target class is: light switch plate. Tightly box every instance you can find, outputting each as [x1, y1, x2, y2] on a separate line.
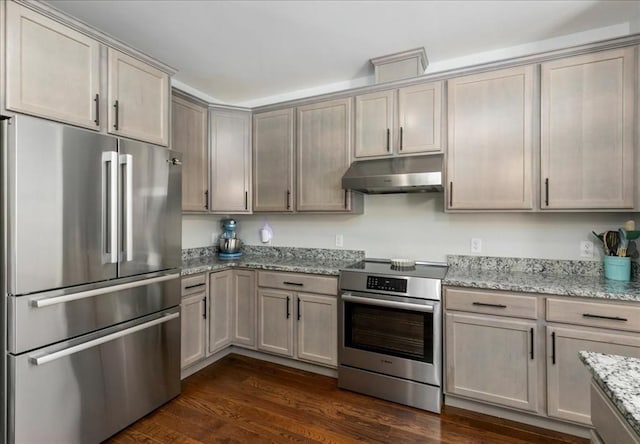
[335, 234, 344, 247]
[580, 240, 594, 258]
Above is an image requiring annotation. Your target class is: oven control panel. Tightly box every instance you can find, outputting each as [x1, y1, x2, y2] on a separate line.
[366, 275, 407, 293]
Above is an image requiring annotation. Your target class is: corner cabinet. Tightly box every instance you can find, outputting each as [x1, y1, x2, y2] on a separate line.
[297, 98, 359, 212]
[208, 270, 233, 354]
[172, 93, 208, 212]
[232, 270, 257, 348]
[210, 108, 252, 213]
[540, 47, 636, 210]
[253, 108, 295, 212]
[5, 1, 101, 130]
[447, 65, 534, 210]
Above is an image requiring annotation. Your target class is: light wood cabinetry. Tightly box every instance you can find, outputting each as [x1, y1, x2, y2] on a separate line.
[232, 270, 256, 348]
[180, 274, 207, 369]
[5, 1, 101, 130]
[252, 108, 294, 212]
[208, 270, 233, 354]
[590, 381, 640, 444]
[297, 98, 358, 212]
[172, 93, 208, 212]
[107, 48, 169, 146]
[354, 82, 443, 158]
[541, 48, 635, 210]
[447, 65, 534, 210]
[257, 271, 338, 367]
[209, 108, 252, 213]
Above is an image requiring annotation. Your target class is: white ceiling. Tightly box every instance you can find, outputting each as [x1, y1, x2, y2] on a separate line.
[46, 0, 640, 106]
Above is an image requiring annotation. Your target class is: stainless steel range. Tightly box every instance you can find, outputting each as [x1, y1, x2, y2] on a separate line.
[338, 259, 447, 413]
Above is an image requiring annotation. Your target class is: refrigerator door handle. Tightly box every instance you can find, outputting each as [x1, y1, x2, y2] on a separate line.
[120, 153, 133, 262]
[102, 151, 119, 264]
[31, 273, 180, 308]
[30, 312, 180, 366]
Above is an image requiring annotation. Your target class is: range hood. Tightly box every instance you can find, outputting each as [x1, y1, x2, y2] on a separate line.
[342, 154, 444, 194]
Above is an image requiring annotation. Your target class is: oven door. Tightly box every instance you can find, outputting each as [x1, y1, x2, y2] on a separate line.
[339, 291, 441, 386]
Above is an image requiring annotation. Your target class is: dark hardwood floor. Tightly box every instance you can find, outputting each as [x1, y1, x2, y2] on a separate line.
[107, 354, 588, 443]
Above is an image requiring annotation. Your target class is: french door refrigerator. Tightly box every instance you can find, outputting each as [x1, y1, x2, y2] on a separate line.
[1, 114, 182, 444]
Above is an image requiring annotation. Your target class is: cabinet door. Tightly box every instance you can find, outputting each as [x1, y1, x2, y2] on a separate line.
[233, 270, 256, 348]
[253, 109, 294, 212]
[398, 81, 443, 154]
[354, 90, 395, 158]
[107, 48, 169, 146]
[257, 288, 294, 357]
[172, 95, 208, 212]
[445, 312, 539, 412]
[547, 326, 640, 425]
[296, 293, 337, 367]
[210, 109, 252, 213]
[447, 65, 534, 210]
[297, 98, 353, 212]
[541, 48, 635, 209]
[180, 292, 207, 369]
[208, 271, 233, 354]
[5, 1, 100, 130]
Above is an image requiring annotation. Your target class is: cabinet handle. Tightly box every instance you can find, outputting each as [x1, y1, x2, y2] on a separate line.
[545, 178, 549, 207]
[344, 190, 348, 209]
[94, 94, 100, 126]
[449, 182, 453, 208]
[202, 297, 207, 319]
[245, 191, 248, 210]
[113, 100, 119, 130]
[204, 190, 209, 210]
[530, 328, 534, 360]
[283, 281, 303, 287]
[286, 190, 291, 210]
[297, 298, 301, 321]
[286, 296, 290, 319]
[399, 126, 404, 151]
[184, 283, 205, 290]
[386, 128, 390, 152]
[551, 332, 556, 365]
[582, 313, 628, 322]
[472, 302, 506, 309]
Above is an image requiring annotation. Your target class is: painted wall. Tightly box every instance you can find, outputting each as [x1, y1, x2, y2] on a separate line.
[183, 194, 632, 262]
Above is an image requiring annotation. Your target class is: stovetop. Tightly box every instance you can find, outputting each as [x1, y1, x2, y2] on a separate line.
[341, 259, 448, 280]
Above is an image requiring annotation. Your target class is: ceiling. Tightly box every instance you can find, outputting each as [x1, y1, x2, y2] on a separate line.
[46, 1, 640, 107]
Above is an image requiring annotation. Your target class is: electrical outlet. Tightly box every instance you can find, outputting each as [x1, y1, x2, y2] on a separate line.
[580, 240, 594, 258]
[335, 234, 344, 247]
[211, 232, 218, 244]
[470, 238, 482, 254]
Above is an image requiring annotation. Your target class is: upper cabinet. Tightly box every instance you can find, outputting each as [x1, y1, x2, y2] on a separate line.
[297, 97, 360, 212]
[354, 81, 443, 158]
[253, 108, 295, 212]
[210, 108, 252, 213]
[540, 48, 635, 210]
[447, 65, 535, 210]
[107, 49, 169, 146]
[5, 1, 101, 130]
[172, 93, 208, 212]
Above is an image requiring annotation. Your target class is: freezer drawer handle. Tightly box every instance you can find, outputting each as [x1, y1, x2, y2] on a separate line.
[341, 293, 435, 313]
[30, 312, 180, 366]
[31, 273, 179, 308]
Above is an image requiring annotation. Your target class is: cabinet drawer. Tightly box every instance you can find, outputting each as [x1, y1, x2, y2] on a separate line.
[445, 287, 538, 319]
[181, 274, 206, 296]
[591, 381, 640, 444]
[547, 298, 640, 333]
[258, 271, 337, 295]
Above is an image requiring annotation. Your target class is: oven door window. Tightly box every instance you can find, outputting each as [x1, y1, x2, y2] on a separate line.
[344, 301, 433, 363]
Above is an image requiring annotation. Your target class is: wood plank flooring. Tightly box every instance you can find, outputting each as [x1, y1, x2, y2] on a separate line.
[107, 354, 588, 443]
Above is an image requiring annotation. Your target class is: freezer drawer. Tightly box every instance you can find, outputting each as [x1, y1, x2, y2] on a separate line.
[8, 308, 181, 444]
[8, 273, 180, 354]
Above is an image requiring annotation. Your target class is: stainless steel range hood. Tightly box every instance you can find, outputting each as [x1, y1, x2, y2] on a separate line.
[342, 154, 444, 194]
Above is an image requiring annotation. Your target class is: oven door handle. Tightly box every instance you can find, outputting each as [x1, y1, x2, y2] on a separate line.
[341, 293, 435, 313]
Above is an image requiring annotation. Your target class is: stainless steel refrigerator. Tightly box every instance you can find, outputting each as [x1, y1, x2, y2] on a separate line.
[1, 115, 182, 443]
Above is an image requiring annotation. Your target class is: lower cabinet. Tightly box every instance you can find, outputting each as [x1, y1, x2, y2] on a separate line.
[257, 288, 294, 356]
[445, 312, 539, 412]
[180, 292, 207, 368]
[208, 270, 233, 354]
[296, 293, 338, 367]
[232, 270, 257, 348]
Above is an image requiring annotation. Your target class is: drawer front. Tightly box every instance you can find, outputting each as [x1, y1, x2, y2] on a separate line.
[445, 287, 538, 319]
[258, 271, 337, 295]
[547, 298, 640, 333]
[182, 274, 206, 296]
[591, 381, 640, 444]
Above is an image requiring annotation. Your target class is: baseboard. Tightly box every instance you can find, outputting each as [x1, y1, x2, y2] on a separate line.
[180, 347, 233, 379]
[445, 395, 591, 439]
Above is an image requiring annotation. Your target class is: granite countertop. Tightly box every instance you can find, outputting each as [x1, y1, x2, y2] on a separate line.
[580, 351, 640, 436]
